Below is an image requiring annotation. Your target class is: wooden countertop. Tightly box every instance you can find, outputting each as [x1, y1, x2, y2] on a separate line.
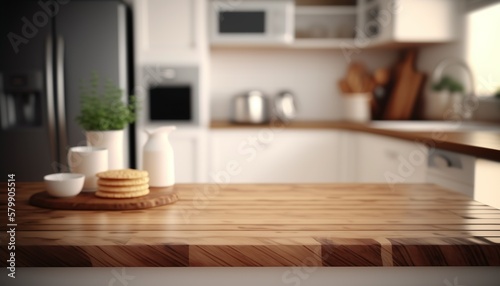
[2, 183, 500, 267]
[211, 120, 500, 162]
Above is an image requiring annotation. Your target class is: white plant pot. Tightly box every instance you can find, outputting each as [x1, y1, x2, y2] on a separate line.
[86, 130, 125, 170]
[423, 90, 450, 120]
[449, 92, 465, 118]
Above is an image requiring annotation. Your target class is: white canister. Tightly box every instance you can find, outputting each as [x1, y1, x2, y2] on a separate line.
[422, 90, 450, 120]
[342, 93, 371, 122]
[142, 126, 176, 187]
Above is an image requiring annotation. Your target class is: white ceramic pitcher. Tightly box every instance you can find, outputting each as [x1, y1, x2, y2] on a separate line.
[142, 126, 176, 187]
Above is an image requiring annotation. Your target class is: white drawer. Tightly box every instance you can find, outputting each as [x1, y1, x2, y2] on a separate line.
[427, 149, 475, 196]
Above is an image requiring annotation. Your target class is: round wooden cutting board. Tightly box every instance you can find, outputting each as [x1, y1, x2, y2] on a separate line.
[29, 187, 178, 210]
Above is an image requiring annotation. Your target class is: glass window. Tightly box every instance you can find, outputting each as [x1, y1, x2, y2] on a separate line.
[466, 2, 500, 96]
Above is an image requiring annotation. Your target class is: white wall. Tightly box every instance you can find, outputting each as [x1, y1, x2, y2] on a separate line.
[210, 48, 398, 121]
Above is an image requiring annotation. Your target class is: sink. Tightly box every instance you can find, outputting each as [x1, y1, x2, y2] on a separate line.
[368, 121, 500, 132]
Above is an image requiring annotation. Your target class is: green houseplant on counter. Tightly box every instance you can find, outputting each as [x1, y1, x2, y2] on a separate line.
[76, 72, 137, 169]
[424, 75, 465, 120]
[431, 76, 464, 94]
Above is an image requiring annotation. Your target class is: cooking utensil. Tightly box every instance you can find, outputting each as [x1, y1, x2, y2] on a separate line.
[338, 79, 351, 93]
[372, 68, 392, 118]
[274, 91, 297, 121]
[341, 62, 373, 94]
[230, 90, 270, 124]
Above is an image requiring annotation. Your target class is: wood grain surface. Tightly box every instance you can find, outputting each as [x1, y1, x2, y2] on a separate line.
[29, 187, 178, 210]
[384, 50, 425, 120]
[210, 120, 500, 162]
[1, 183, 500, 267]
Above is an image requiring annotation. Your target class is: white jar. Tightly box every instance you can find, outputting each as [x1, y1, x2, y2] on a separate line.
[342, 93, 371, 122]
[142, 126, 176, 187]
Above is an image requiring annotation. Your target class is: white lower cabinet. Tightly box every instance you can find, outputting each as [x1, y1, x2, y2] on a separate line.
[137, 128, 206, 183]
[163, 129, 207, 183]
[209, 129, 340, 183]
[426, 149, 475, 197]
[475, 158, 500, 209]
[353, 133, 428, 184]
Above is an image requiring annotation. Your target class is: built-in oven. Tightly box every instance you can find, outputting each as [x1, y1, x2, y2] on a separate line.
[142, 66, 199, 126]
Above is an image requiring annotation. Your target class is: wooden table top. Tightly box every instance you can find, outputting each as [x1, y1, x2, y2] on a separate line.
[1, 183, 500, 267]
[211, 120, 500, 162]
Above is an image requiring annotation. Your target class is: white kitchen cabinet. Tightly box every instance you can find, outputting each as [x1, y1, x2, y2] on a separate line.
[426, 149, 475, 197]
[293, 6, 357, 48]
[135, 0, 205, 63]
[357, 0, 458, 48]
[475, 158, 500, 209]
[209, 129, 340, 183]
[354, 133, 427, 184]
[338, 131, 358, 182]
[170, 130, 207, 183]
[137, 128, 207, 183]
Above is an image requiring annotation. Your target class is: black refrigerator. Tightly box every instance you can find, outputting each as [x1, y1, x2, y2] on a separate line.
[0, 0, 135, 181]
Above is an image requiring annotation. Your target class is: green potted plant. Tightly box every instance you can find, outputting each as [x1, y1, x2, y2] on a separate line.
[425, 76, 464, 120]
[76, 72, 137, 169]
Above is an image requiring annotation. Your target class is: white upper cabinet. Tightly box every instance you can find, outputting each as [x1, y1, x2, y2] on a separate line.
[356, 0, 458, 48]
[135, 0, 205, 63]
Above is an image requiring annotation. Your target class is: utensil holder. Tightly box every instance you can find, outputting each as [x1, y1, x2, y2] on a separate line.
[342, 93, 371, 122]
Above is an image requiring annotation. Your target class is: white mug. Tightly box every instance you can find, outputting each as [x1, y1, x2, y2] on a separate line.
[68, 146, 108, 192]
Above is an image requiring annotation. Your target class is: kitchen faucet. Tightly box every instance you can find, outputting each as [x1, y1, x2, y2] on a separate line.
[431, 58, 477, 120]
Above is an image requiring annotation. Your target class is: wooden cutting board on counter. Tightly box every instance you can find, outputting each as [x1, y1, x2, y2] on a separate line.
[29, 187, 178, 210]
[384, 50, 425, 120]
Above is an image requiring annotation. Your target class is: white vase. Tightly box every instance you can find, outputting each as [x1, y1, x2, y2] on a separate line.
[449, 92, 465, 118]
[86, 130, 125, 170]
[423, 90, 450, 120]
[142, 126, 176, 187]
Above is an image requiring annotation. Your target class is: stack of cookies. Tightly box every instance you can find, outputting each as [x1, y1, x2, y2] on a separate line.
[95, 169, 150, 199]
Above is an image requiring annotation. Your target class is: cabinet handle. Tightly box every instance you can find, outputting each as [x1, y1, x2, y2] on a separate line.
[433, 155, 452, 168]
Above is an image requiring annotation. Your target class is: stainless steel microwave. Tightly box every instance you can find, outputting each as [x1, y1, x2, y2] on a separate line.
[210, 0, 294, 45]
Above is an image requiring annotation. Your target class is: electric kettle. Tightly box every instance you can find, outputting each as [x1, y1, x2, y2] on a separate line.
[230, 90, 270, 124]
[274, 90, 297, 121]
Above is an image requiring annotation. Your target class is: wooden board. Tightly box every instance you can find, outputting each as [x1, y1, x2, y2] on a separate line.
[29, 187, 178, 210]
[384, 50, 425, 120]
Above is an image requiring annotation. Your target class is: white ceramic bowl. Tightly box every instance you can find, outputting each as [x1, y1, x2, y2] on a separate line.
[44, 173, 85, 197]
